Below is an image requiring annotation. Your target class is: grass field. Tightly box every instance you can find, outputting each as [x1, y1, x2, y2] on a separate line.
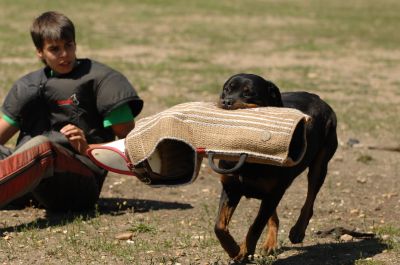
[0, 1, 399, 264]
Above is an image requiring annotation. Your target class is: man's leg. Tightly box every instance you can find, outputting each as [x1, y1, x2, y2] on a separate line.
[33, 171, 105, 211]
[0, 136, 54, 208]
[31, 140, 107, 211]
[1, 143, 40, 208]
[0, 145, 12, 159]
[0, 136, 105, 210]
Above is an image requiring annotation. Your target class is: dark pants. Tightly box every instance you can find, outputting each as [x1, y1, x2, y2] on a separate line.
[0, 136, 106, 211]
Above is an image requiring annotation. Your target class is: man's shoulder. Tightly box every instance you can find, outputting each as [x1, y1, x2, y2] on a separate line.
[80, 58, 122, 78]
[80, 58, 113, 72]
[15, 68, 46, 87]
[3, 68, 46, 118]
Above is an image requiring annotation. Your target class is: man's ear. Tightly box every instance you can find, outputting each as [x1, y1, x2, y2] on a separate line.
[36, 49, 43, 59]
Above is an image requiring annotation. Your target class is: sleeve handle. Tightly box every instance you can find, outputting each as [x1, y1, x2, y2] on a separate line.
[207, 152, 248, 174]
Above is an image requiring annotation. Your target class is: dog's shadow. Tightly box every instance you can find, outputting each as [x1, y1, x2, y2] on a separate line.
[97, 197, 193, 214]
[0, 197, 192, 236]
[268, 238, 388, 265]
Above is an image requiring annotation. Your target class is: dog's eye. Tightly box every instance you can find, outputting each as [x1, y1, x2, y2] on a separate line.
[225, 83, 235, 93]
[242, 90, 256, 98]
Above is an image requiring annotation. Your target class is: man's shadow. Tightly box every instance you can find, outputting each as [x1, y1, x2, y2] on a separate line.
[269, 238, 388, 265]
[0, 197, 192, 236]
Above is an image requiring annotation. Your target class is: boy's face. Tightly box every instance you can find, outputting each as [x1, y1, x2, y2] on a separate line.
[36, 38, 76, 74]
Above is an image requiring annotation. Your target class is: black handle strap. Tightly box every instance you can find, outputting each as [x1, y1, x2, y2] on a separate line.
[207, 152, 248, 174]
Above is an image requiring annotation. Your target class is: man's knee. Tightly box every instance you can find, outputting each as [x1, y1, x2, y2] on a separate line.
[33, 172, 103, 211]
[0, 145, 13, 159]
[12, 135, 52, 155]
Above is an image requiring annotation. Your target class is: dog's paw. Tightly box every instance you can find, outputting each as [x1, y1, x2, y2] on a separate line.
[230, 254, 254, 265]
[289, 226, 305, 244]
[232, 252, 246, 263]
[228, 259, 249, 265]
[231, 243, 252, 263]
[260, 245, 276, 256]
[261, 233, 278, 255]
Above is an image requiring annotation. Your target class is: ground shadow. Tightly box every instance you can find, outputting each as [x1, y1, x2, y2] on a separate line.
[271, 239, 388, 265]
[97, 197, 193, 214]
[0, 197, 192, 236]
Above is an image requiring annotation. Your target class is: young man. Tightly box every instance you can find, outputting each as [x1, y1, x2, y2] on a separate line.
[0, 11, 143, 210]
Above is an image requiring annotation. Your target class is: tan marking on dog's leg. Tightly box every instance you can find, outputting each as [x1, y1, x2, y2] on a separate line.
[262, 210, 279, 255]
[234, 199, 274, 261]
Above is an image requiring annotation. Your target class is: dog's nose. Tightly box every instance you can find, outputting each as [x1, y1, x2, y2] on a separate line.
[222, 98, 234, 109]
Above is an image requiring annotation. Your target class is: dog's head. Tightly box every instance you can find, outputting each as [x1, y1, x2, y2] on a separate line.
[218, 73, 283, 110]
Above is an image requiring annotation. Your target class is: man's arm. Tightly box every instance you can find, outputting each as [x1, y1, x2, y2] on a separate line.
[60, 121, 134, 155]
[0, 117, 19, 145]
[110, 120, 134, 139]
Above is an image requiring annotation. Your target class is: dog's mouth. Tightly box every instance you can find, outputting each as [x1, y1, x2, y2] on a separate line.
[218, 99, 260, 110]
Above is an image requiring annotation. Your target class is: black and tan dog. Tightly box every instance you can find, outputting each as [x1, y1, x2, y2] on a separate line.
[215, 73, 338, 262]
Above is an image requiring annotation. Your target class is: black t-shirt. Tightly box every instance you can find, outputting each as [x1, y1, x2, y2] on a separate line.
[2, 59, 143, 147]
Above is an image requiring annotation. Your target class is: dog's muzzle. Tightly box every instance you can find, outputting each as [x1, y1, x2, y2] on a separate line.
[219, 98, 235, 109]
[219, 99, 259, 110]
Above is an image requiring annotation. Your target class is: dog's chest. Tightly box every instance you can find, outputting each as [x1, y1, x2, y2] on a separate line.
[239, 175, 281, 199]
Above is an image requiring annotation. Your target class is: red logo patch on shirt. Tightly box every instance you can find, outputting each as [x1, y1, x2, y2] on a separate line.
[56, 99, 74, 105]
[56, 94, 80, 106]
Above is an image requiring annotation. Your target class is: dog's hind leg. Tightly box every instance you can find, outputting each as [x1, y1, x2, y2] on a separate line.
[289, 151, 328, 243]
[289, 131, 338, 244]
[261, 210, 279, 255]
[214, 176, 242, 259]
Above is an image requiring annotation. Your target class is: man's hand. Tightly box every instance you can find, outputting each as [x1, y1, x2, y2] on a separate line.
[60, 124, 89, 155]
[60, 121, 135, 155]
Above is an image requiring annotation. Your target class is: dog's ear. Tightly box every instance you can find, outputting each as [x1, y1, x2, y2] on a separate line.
[266, 82, 283, 107]
[257, 75, 283, 107]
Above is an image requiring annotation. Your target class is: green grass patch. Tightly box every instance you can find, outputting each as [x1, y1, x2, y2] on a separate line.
[357, 154, 374, 164]
[374, 226, 400, 251]
[130, 222, 156, 234]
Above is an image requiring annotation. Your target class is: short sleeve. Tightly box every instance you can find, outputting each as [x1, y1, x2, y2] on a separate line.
[1, 72, 43, 124]
[95, 67, 143, 118]
[1, 70, 49, 138]
[103, 103, 134, 127]
[1, 113, 19, 128]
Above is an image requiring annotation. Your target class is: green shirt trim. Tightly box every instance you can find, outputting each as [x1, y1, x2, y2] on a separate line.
[103, 103, 134, 128]
[2, 114, 19, 128]
[2, 105, 134, 129]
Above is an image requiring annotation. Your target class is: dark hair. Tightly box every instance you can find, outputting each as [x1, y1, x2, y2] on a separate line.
[30, 11, 75, 50]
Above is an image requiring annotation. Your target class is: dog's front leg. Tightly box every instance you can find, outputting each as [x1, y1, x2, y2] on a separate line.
[237, 199, 277, 261]
[214, 176, 242, 259]
[261, 210, 279, 255]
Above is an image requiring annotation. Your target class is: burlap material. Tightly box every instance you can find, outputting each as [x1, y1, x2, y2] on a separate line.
[125, 102, 310, 184]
